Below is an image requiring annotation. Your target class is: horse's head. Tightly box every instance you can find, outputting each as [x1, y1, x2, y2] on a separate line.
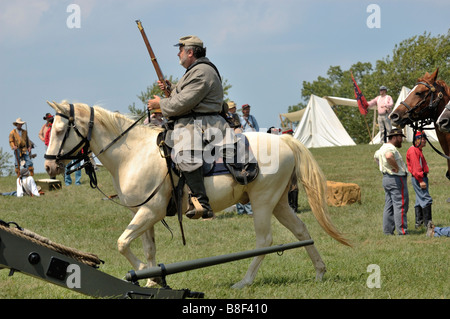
[437, 103, 450, 133]
[44, 101, 94, 177]
[390, 68, 447, 128]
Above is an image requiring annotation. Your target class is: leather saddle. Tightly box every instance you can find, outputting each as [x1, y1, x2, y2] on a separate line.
[157, 130, 259, 185]
[157, 130, 259, 217]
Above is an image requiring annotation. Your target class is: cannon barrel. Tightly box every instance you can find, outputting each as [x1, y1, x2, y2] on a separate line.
[126, 240, 314, 282]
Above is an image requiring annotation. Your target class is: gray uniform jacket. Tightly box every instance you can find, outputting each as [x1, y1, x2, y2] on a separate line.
[160, 57, 231, 171]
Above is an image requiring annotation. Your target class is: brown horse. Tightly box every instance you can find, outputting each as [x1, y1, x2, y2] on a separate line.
[389, 69, 450, 180]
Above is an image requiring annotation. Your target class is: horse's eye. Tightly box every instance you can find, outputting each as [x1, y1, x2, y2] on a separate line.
[415, 91, 424, 96]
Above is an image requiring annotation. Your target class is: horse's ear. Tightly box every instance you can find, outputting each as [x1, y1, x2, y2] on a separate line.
[431, 68, 439, 82]
[47, 101, 57, 111]
[51, 101, 67, 114]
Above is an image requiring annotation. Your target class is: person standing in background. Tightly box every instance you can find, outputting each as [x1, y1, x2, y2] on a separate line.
[406, 131, 433, 229]
[374, 128, 409, 235]
[368, 86, 394, 143]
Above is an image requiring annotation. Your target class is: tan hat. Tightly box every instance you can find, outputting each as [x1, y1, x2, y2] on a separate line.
[227, 101, 236, 109]
[174, 35, 204, 48]
[387, 128, 406, 138]
[13, 118, 26, 126]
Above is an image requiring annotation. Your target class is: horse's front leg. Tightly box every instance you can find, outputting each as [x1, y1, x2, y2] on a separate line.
[141, 228, 163, 287]
[117, 207, 159, 274]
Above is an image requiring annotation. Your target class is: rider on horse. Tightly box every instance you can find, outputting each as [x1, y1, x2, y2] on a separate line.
[147, 35, 231, 220]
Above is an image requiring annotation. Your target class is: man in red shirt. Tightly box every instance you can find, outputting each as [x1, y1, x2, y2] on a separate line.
[406, 131, 433, 229]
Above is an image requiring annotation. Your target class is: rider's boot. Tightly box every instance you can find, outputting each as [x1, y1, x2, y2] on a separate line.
[183, 168, 214, 219]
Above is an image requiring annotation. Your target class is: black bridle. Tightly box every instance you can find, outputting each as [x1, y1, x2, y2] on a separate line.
[400, 81, 445, 124]
[43, 103, 171, 209]
[400, 82, 450, 161]
[44, 103, 94, 162]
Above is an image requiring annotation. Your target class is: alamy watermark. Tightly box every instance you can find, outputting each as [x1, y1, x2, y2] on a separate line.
[171, 124, 281, 174]
[66, 264, 81, 288]
[366, 264, 381, 288]
[66, 4, 81, 29]
[366, 4, 381, 29]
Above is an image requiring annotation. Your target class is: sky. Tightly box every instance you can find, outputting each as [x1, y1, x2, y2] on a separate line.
[1, 0, 449, 173]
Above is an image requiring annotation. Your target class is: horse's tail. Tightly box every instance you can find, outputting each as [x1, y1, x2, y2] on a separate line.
[281, 135, 351, 247]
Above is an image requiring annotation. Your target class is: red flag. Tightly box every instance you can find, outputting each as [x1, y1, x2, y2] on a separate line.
[351, 72, 369, 115]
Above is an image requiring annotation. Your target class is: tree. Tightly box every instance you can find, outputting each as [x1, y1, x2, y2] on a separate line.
[0, 148, 13, 176]
[292, 30, 450, 144]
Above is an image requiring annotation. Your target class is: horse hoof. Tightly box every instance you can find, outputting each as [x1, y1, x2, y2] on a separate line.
[145, 278, 162, 287]
[315, 269, 326, 281]
[231, 280, 249, 289]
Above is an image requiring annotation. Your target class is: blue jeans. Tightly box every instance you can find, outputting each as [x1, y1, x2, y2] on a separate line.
[14, 149, 33, 169]
[1, 191, 17, 196]
[65, 160, 82, 185]
[411, 176, 432, 208]
[236, 202, 253, 215]
[434, 226, 450, 237]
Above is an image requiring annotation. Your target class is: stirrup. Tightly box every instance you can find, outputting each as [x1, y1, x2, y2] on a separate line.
[186, 197, 205, 219]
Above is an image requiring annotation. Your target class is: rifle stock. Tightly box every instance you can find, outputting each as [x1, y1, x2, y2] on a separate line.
[136, 20, 171, 98]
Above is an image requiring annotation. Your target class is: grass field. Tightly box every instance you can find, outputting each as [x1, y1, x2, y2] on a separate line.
[0, 143, 448, 299]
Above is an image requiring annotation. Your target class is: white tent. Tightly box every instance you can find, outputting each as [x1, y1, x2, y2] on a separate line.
[369, 86, 438, 144]
[293, 95, 356, 148]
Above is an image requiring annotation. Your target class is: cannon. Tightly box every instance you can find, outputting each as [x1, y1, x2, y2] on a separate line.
[0, 219, 313, 299]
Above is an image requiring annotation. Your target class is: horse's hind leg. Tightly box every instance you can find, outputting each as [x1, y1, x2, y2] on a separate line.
[273, 193, 326, 281]
[232, 205, 273, 289]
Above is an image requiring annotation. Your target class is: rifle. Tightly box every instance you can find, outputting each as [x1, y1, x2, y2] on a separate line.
[135, 20, 171, 98]
[135, 20, 185, 245]
[24, 123, 37, 159]
[13, 149, 21, 177]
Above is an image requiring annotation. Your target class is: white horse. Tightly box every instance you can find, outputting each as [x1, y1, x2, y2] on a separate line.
[437, 103, 450, 133]
[44, 101, 350, 289]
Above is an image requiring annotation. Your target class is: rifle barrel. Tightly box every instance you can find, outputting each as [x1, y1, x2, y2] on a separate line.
[135, 20, 170, 97]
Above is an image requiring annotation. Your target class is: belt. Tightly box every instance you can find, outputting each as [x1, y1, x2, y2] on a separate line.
[169, 111, 220, 121]
[383, 173, 407, 177]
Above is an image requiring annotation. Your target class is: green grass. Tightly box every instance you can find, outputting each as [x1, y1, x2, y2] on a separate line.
[1, 144, 449, 299]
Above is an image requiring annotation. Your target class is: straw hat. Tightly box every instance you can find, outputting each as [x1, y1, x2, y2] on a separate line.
[227, 101, 236, 109]
[13, 118, 26, 126]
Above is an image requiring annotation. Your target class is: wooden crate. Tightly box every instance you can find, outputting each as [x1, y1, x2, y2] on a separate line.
[36, 179, 62, 191]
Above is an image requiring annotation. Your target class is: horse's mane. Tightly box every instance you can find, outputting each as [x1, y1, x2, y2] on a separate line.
[57, 101, 161, 135]
[92, 104, 138, 135]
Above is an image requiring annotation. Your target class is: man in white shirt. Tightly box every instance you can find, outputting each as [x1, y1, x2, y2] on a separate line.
[374, 128, 409, 235]
[1, 168, 40, 197]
